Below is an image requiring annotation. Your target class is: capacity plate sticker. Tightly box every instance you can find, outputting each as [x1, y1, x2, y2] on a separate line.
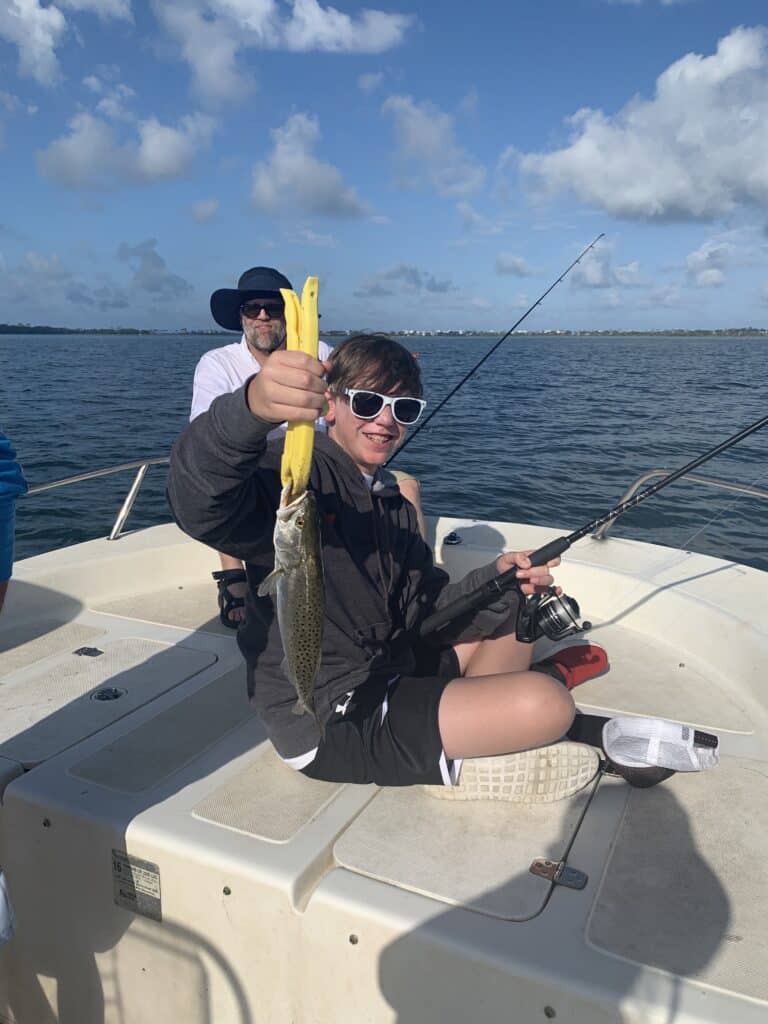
[112, 850, 162, 922]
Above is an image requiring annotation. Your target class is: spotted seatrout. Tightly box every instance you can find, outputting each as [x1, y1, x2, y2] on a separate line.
[258, 486, 325, 730]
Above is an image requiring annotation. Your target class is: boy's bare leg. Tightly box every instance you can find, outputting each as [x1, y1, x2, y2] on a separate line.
[217, 552, 247, 625]
[439, 625, 575, 760]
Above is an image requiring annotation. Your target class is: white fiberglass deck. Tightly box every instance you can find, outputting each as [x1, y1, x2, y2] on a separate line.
[0, 517, 766, 1023]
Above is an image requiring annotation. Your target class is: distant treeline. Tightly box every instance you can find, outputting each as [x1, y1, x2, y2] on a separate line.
[2, 323, 766, 338]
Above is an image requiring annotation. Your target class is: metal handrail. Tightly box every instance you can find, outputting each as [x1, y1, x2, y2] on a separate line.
[23, 457, 170, 541]
[592, 470, 768, 540]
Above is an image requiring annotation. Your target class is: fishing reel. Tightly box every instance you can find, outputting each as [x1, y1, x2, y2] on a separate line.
[515, 588, 590, 644]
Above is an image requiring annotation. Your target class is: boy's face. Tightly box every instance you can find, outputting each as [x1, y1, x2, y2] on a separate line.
[326, 386, 410, 475]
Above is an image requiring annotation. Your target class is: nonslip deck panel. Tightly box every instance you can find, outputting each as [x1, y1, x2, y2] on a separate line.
[0, 639, 217, 766]
[539, 623, 754, 733]
[192, 745, 343, 842]
[0, 620, 106, 678]
[334, 783, 594, 920]
[70, 667, 257, 792]
[588, 758, 768, 1002]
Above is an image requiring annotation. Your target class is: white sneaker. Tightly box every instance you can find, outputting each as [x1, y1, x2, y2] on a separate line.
[422, 742, 600, 804]
[603, 716, 720, 772]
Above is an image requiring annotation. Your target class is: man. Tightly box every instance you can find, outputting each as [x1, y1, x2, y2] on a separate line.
[190, 266, 334, 628]
[0, 429, 27, 615]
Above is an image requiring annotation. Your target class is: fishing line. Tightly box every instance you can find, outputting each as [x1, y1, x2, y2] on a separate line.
[386, 232, 605, 466]
[677, 462, 768, 554]
[421, 410, 768, 636]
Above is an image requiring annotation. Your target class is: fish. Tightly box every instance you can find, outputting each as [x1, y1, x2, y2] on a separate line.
[258, 485, 325, 732]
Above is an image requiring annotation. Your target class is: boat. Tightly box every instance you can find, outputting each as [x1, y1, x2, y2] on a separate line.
[0, 456, 766, 1023]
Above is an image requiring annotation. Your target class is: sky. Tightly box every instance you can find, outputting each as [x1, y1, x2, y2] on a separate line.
[2, 0, 768, 332]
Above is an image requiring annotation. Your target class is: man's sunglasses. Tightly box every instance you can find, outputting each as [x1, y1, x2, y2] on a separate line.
[240, 299, 285, 320]
[342, 388, 426, 425]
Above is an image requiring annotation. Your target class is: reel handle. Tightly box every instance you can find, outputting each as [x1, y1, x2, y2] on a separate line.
[419, 536, 572, 638]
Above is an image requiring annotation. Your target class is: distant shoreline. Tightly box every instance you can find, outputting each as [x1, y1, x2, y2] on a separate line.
[2, 323, 767, 338]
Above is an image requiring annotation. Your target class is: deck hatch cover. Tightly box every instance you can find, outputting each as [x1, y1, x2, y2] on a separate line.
[0, 639, 216, 767]
[334, 784, 594, 921]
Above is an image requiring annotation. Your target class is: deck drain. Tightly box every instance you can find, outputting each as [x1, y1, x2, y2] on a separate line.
[91, 687, 126, 702]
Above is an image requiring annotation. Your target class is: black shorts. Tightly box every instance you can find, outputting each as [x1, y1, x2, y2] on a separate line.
[300, 645, 461, 787]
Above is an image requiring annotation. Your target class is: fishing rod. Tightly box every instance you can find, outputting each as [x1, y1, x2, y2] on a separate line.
[387, 232, 605, 465]
[421, 410, 768, 637]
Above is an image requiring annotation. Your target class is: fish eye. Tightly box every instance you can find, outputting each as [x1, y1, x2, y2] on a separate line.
[296, 514, 304, 527]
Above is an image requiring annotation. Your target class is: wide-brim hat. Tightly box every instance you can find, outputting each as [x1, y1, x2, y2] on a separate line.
[210, 266, 293, 331]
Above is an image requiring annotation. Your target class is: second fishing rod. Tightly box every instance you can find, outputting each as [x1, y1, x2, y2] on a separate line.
[420, 410, 768, 638]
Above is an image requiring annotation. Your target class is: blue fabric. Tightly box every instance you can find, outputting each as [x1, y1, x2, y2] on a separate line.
[0, 431, 26, 581]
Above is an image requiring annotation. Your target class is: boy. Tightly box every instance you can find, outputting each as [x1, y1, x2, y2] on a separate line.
[168, 335, 712, 797]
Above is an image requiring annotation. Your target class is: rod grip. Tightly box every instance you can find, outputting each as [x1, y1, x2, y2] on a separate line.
[526, 536, 572, 566]
[420, 580, 505, 636]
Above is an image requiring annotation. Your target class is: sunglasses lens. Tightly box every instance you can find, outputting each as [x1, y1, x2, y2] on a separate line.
[392, 398, 423, 424]
[350, 391, 385, 418]
[242, 301, 284, 319]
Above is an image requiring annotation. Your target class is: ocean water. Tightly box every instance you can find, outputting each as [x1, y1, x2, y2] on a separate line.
[3, 332, 767, 572]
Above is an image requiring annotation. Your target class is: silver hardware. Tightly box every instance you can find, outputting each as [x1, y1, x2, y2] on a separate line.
[530, 857, 588, 890]
[23, 457, 169, 542]
[443, 531, 462, 545]
[592, 471, 768, 540]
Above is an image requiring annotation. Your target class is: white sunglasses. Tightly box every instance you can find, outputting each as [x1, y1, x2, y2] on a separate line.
[342, 388, 427, 425]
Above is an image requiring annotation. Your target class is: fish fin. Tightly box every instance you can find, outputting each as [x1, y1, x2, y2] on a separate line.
[257, 568, 283, 597]
[291, 699, 306, 717]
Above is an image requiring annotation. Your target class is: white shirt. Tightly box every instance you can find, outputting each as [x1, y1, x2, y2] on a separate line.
[190, 335, 333, 435]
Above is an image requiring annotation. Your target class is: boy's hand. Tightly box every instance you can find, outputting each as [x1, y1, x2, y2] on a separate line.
[495, 550, 561, 596]
[247, 351, 328, 424]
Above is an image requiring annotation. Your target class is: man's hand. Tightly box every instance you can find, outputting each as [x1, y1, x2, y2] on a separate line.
[247, 352, 329, 424]
[495, 550, 561, 597]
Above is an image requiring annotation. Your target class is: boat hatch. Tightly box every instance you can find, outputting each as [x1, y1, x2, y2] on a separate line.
[0, 638, 217, 771]
[589, 757, 768, 1002]
[334, 779, 598, 921]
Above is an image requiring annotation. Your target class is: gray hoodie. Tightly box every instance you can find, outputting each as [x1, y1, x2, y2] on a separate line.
[167, 384, 519, 758]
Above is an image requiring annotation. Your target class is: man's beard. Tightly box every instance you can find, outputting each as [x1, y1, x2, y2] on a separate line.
[243, 320, 287, 354]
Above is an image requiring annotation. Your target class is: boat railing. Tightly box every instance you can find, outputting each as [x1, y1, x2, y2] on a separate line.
[25, 458, 170, 541]
[592, 470, 768, 540]
[24, 459, 768, 545]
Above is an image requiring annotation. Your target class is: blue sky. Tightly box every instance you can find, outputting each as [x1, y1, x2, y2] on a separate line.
[2, 0, 768, 331]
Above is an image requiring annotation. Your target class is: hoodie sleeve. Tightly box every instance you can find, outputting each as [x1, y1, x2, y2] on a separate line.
[167, 383, 282, 563]
[401, 523, 520, 646]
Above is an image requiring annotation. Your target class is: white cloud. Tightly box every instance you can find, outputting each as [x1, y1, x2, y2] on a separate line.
[37, 110, 214, 189]
[457, 201, 502, 235]
[136, 113, 214, 178]
[496, 253, 535, 277]
[117, 238, 193, 299]
[59, 0, 132, 18]
[685, 239, 734, 286]
[571, 238, 644, 288]
[96, 82, 136, 121]
[251, 113, 368, 217]
[382, 94, 486, 197]
[291, 226, 337, 247]
[152, 0, 412, 103]
[0, 0, 131, 88]
[152, 3, 252, 103]
[358, 71, 384, 92]
[355, 263, 454, 297]
[0, 0, 67, 86]
[519, 26, 768, 222]
[191, 198, 219, 222]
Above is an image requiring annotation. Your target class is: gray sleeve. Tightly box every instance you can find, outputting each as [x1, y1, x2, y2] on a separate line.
[167, 383, 282, 562]
[403, 531, 519, 644]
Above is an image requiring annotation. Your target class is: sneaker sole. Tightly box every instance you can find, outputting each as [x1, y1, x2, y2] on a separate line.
[422, 742, 600, 804]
